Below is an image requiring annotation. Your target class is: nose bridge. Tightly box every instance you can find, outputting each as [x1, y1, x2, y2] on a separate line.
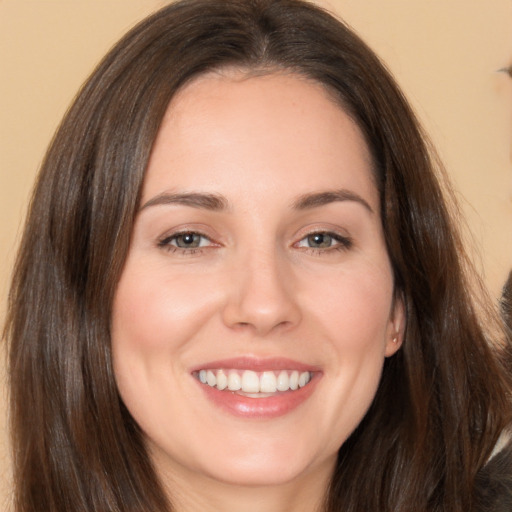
[222, 243, 301, 335]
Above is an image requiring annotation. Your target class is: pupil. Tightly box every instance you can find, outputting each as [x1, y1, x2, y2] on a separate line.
[177, 233, 199, 248]
[309, 233, 331, 248]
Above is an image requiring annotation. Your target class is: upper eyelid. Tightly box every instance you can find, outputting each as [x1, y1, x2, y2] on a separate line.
[295, 231, 351, 245]
[159, 230, 214, 244]
[158, 224, 217, 240]
[298, 228, 346, 237]
[293, 225, 351, 241]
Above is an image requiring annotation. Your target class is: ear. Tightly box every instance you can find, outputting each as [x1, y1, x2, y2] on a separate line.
[385, 292, 405, 357]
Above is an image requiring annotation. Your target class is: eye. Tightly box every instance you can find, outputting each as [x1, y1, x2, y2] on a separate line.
[158, 231, 212, 251]
[295, 231, 352, 252]
[300, 233, 334, 248]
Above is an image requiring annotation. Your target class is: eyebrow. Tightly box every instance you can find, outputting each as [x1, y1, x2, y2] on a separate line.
[140, 192, 229, 211]
[292, 189, 374, 214]
[140, 188, 373, 214]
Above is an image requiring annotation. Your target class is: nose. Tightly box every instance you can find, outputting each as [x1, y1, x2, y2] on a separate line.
[221, 248, 302, 336]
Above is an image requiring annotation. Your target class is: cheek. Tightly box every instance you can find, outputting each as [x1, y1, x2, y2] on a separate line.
[299, 264, 394, 439]
[110, 261, 217, 451]
[302, 260, 394, 348]
[111, 260, 221, 354]
[110, 259, 224, 416]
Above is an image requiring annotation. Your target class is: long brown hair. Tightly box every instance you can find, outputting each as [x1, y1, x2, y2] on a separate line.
[5, 1, 511, 510]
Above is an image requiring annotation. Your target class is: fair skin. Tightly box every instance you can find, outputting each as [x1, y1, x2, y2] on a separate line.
[111, 71, 404, 512]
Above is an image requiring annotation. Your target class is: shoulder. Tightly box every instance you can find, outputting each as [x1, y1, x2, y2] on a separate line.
[474, 431, 512, 512]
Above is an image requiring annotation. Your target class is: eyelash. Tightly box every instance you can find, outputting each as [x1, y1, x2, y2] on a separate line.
[294, 231, 352, 255]
[157, 230, 352, 256]
[157, 231, 214, 255]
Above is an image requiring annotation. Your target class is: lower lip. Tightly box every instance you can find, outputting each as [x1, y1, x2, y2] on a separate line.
[195, 375, 320, 419]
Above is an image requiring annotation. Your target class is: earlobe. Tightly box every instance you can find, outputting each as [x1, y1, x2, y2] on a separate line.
[385, 293, 406, 357]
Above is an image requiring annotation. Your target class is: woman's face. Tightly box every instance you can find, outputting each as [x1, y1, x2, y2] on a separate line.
[111, 72, 404, 490]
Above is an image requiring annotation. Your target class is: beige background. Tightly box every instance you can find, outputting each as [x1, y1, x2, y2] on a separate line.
[1, 0, 511, 507]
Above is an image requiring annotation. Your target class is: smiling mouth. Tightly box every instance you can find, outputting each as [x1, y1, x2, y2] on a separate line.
[194, 369, 313, 395]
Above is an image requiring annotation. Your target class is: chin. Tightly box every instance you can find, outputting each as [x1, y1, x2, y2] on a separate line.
[200, 456, 318, 487]
[196, 432, 336, 488]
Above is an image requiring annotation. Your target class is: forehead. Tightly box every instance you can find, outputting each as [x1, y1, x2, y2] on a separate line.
[143, 71, 378, 210]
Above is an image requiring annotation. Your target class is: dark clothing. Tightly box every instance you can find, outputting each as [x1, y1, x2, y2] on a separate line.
[475, 437, 512, 512]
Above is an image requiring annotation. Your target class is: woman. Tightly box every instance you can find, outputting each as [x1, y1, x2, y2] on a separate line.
[4, 0, 511, 510]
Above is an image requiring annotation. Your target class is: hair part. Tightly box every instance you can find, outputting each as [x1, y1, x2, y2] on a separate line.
[5, 1, 511, 511]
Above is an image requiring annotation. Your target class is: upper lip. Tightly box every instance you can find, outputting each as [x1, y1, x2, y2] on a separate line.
[189, 356, 321, 373]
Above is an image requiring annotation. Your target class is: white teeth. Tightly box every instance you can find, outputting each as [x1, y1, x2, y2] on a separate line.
[289, 371, 299, 390]
[276, 370, 290, 391]
[241, 370, 260, 393]
[298, 371, 309, 388]
[206, 370, 216, 387]
[216, 369, 228, 390]
[227, 371, 242, 391]
[197, 369, 312, 394]
[260, 371, 277, 393]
